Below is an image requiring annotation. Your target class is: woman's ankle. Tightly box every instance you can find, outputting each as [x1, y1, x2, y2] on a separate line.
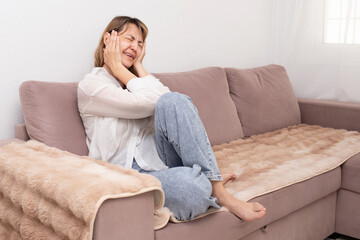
[211, 181, 232, 203]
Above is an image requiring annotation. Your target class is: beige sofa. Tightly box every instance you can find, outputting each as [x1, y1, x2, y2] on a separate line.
[1, 64, 359, 240]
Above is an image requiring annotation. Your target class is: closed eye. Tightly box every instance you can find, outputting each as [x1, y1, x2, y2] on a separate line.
[123, 34, 144, 49]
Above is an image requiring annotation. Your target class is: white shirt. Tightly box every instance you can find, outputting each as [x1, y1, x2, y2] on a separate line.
[77, 67, 170, 171]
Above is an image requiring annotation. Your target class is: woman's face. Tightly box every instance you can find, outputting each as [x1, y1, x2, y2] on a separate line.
[117, 24, 144, 69]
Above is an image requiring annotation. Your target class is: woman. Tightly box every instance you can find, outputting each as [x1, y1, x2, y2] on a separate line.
[78, 16, 266, 221]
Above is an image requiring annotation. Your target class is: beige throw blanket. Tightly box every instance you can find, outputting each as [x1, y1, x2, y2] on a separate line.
[215, 124, 360, 201]
[0, 124, 360, 239]
[0, 141, 169, 240]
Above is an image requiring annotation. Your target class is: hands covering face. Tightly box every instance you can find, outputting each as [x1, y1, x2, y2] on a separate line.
[103, 27, 148, 78]
[103, 29, 146, 69]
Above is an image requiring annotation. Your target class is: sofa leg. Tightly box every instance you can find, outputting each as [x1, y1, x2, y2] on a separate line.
[93, 191, 155, 240]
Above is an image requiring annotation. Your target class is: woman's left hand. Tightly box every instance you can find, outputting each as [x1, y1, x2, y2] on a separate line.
[132, 42, 148, 77]
[134, 42, 146, 66]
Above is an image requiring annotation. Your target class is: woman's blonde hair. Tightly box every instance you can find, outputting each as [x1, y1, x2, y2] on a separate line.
[94, 16, 148, 67]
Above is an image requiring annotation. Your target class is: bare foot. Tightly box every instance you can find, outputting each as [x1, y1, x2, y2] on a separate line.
[225, 198, 266, 222]
[211, 181, 266, 222]
[221, 173, 237, 185]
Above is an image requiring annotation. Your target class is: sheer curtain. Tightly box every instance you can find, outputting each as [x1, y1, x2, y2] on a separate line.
[273, 0, 360, 103]
[324, 0, 360, 44]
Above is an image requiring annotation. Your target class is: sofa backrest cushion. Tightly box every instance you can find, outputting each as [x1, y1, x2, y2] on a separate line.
[225, 65, 301, 136]
[19, 81, 89, 156]
[153, 67, 244, 145]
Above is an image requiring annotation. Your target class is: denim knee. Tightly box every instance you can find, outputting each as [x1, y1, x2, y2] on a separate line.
[156, 92, 192, 113]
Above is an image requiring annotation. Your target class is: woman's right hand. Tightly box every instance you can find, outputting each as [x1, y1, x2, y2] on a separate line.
[103, 30, 123, 74]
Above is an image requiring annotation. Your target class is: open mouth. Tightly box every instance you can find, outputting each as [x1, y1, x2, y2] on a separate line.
[123, 52, 135, 60]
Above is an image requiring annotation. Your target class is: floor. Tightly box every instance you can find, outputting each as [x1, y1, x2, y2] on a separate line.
[325, 233, 359, 240]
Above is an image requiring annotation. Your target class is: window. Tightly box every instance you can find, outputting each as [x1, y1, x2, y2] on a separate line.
[324, 0, 360, 44]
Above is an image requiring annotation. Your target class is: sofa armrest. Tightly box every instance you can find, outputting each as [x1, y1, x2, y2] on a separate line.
[93, 192, 155, 240]
[0, 140, 164, 239]
[298, 98, 360, 131]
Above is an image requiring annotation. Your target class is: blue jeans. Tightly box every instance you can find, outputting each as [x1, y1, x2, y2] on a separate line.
[132, 92, 222, 221]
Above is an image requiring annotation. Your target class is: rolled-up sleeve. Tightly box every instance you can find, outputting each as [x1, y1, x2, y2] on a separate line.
[78, 74, 170, 119]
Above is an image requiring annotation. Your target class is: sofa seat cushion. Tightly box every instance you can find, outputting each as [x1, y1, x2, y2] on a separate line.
[154, 167, 341, 240]
[19, 81, 88, 156]
[153, 67, 244, 146]
[225, 65, 301, 137]
[341, 152, 360, 193]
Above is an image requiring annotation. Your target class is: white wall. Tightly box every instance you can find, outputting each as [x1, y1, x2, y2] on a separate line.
[0, 0, 275, 140]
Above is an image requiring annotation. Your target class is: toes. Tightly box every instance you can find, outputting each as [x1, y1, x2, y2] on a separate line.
[221, 173, 237, 184]
[252, 202, 266, 211]
[256, 210, 266, 219]
[248, 209, 266, 221]
[242, 209, 266, 222]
